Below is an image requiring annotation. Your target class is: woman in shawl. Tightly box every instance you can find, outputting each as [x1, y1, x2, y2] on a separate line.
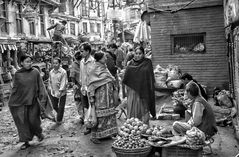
[88, 51, 118, 144]
[123, 46, 155, 124]
[8, 55, 46, 150]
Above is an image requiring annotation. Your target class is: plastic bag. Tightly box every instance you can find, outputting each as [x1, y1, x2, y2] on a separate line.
[166, 65, 181, 81]
[217, 90, 233, 108]
[84, 104, 97, 129]
[154, 65, 167, 88]
[186, 127, 206, 145]
[167, 79, 183, 88]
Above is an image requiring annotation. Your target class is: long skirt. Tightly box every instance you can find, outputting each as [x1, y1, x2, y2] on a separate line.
[9, 104, 42, 142]
[127, 87, 150, 124]
[91, 82, 118, 139]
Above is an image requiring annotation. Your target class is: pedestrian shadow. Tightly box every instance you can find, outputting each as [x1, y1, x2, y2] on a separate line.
[49, 123, 61, 130]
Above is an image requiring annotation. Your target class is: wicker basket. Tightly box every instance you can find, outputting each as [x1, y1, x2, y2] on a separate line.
[112, 145, 152, 157]
[161, 146, 202, 157]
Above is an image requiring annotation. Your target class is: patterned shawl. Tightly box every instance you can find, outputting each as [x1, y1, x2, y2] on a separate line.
[88, 62, 115, 96]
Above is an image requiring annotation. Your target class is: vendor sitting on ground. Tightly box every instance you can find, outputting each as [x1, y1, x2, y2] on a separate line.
[180, 73, 208, 100]
[173, 81, 218, 138]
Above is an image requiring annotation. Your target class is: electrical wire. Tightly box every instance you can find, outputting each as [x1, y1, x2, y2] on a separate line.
[149, 0, 198, 13]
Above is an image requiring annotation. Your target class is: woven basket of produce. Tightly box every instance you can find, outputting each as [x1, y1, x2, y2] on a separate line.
[112, 145, 152, 157]
[112, 134, 152, 157]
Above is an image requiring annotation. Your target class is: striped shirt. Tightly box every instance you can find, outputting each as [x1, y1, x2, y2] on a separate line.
[49, 67, 68, 97]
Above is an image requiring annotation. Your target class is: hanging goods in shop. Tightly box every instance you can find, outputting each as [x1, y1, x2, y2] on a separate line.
[133, 20, 151, 43]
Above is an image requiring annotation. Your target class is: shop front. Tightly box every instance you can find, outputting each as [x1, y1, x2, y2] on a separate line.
[0, 39, 19, 107]
[224, 0, 239, 138]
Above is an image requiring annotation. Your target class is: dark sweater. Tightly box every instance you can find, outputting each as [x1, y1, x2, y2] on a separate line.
[193, 96, 218, 137]
[105, 51, 118, 77]
[9, 67, 45, 107]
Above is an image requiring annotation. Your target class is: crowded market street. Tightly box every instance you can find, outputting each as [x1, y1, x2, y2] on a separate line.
[1, 0, 239, 157]
[0, 89, 238, 157]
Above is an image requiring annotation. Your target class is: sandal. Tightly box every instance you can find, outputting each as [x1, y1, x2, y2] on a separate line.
[79, 117, 84, 125]
[90, 138, 101, 144]
[20, 142, 30, 150]
[83, 128, 91, 135]
[37, 133, 44, 142]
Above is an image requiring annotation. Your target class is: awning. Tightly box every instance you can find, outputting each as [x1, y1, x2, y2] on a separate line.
[0, 44, 17, 53]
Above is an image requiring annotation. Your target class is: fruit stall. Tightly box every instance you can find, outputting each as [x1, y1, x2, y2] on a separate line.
[111, 118, 208, 157]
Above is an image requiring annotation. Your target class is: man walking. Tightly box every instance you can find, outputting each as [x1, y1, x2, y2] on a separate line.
[70, 52, 84, 124]
[48, 57, 68, 124]
[79, 42, 95, 134]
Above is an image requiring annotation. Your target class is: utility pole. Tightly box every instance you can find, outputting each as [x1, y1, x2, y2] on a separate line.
[122, 22, 125, 42]
[112, 0, 117, 40]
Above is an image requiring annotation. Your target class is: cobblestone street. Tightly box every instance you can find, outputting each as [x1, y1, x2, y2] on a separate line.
[0, 90, 238, 157]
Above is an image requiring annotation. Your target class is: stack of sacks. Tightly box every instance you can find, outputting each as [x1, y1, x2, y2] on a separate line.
[154, 64, 183, 88]
[166, 65, 183, 88]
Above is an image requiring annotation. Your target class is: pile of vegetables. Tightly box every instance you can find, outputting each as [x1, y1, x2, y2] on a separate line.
[145, 125, 162, 136]
[113, 118, 150, 150]
[118, 118, 148, 137]
[112, 135, 149, 149]
[172, 89, 192, 107]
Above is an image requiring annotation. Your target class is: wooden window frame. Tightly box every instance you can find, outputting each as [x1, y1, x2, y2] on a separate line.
[82, 0, 89, 17]
[96, 23, 101, 33]
[70, 23, 75, 35]
[130, 9, 136, 19]
[83, 22, 88, 33]
[90, 22, 95, 33]
[39, 5, 46, 36]
[69, 0, 74, 16]
[97, 2, 101, 17]
[171, 33, 206, 55]
[16, 4, 23, 34]
[0, 2, 8, 34]
[29, 21, 35, 35]
[59, 0, 66, 13]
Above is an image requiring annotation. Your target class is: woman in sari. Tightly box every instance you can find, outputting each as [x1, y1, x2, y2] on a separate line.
[8, 55, 46, 149]
[88, 51, 118, 144]
[123, 46, 155, 124]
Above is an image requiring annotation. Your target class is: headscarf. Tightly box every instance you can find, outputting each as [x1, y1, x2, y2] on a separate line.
[88, 62, 115, 96]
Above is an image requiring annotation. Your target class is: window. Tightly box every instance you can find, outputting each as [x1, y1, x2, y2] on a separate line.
[90, 0, 96, 9]
[90, 22, 95, 33]
[39, 6, 45, 36]
[171, 33, 206, 54]
[29, 21, 35, 35]
[97, 23, 101, 33]
[59, 0, 66, 13]
[101, 2, 105, 17]
[16, 4, 23, 34]
[69, 0, 74, 16]
[97, 2, 102, 17]
[0, 2, 8, 33]
[83, 22, 88, 33]
[70, 23, 75, 35]
[82, 0, 89, 16]
[130, 9, 136, 19]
